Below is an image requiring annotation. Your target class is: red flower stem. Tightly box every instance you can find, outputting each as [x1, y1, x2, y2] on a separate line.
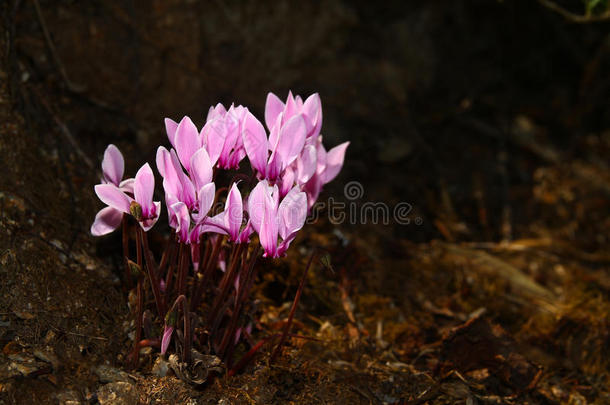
[208, 243, 244, 327]
[217, 247, 252, 361]
[238, 245, 259, 306]
[227, 334, 279, 377]
[176, 243, 188, 297]
[164, 237, 178, 300]
[130, 279, 143, 368]
[190, 235, 224, 312]
[139, 227, 166, 316]
[269, 251, 316, 364]
[168, 295, 191, 364]
[121, 217, 132, 289]
[158, 237, 175, 278]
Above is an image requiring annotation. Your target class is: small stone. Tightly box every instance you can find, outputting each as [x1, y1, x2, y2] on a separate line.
[96, 382, 137, 405]
[151, 356, 170, 377]
[34, 348, 61, 370]
[56, 389, 81, 405]
[94, 364, 130, 383]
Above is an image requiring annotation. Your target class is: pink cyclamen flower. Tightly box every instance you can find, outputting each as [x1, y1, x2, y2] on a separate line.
[94, 163, 161, 231]
[248, 180, 307, 258]
[265, 91, 322, 139]
[91, 144, 135, 236]
[201, 104, 248, 170]
[242, 110, 307, 182]
[194, 182, 252, 243]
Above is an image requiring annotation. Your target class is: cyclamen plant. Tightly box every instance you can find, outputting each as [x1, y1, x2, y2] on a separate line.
[91, 92, 348, 378]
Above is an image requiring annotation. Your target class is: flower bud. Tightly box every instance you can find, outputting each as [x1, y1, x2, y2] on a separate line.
[127, 259, 143, 278]
[165, 309, 178, 327]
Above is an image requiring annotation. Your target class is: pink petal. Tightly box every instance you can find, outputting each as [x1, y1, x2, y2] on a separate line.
[199, 213, 228, 236]
[274, 114, 306, 170]
[224, 183, 243, 241]
[283, 91, 298, 122]
[201, 118, 226, 166]
[206, 103, 227, 122]
[139, 201, 161, 232]
[278, 186, 307, 240]
[242, 111, 269, 176]
[218, 112, 240, 167]
[264, 92, 285, 131]
[296, 144, 317, 184]
[279, 166, 295, 198]
[164, 118, 179, 149]
[303, 93, 322, 138]
[259, 193, 278, 258]
[90, 206, 123, 236]
[170, 149, 196, 208]
[315, 138, 327, 175]
[94, 184, 132, 214]
[174, 116, 200, 172]
[161, 325, 174, 355]
[322, 142, 349, 184]
[194, 183, 215, 223]
[170, 201, 190, 242]
[134, 163, 155, 215]
[248, 180, 271, 233]
[118, 178, 135, 195]
[101, 144, 124, 186]
[189, 148, 213, 190]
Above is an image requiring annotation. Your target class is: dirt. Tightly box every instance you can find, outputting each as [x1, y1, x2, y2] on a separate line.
[1, 1, 609, 404]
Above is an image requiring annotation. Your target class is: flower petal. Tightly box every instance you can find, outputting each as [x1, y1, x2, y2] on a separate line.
[199, 213, 228, 236]
[94, 184, 132, 213]
[161, 325, 174, 355]
[189, 147, 213, 190]
[140, 201, 161, 232]
[101, 144, 124, 186]
[296, 144, 317, 184]
[274, 114, 306, 170]
[242, 111, 269, 176]
[170, 201, 190, 242]
[278, 186, 307, 240]
[264, 92, 285, 131]
[283, 90, 298, 122]
[174, 116, 200, 172]
[322, 141, 349, 184]
[303, 93, 322, 138]
[201, 118, 225, 166]
[165, 118, 179, 149]
[194, 182, 215, 223]
[119, 178, 135, 194]
[248, 180, 271, 234]
[224, 183, 243, 241]
[135, 163, 155, 216]
[90, 206, 123, 236]
[260, 194, 278, 258]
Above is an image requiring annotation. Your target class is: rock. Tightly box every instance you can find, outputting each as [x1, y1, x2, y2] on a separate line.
[151, 356, 170, 377]
[94, 364, 130, 383]
[56, 389, 81, 405]
[168, 350, 224, 385]
[34, 348, 61, 370]
[96, 382, 138, 405]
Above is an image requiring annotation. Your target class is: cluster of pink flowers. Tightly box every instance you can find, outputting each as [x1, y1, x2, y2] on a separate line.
[90, 92, 348, 370]
[92, 92, 348, 259]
